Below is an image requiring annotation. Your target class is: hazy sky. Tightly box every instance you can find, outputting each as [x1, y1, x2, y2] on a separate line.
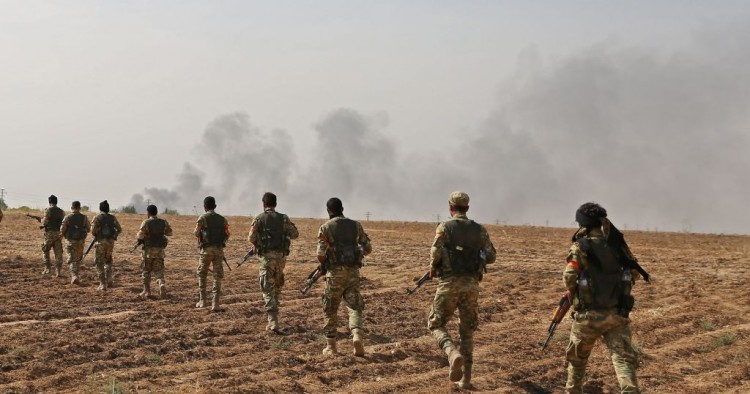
[1, 2, 748, 233]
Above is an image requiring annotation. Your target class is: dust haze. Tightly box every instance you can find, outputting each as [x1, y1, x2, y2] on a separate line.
[132, 25, 750, 234]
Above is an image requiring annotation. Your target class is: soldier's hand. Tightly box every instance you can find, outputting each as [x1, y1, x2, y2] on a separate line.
[429, 266, 437, 279]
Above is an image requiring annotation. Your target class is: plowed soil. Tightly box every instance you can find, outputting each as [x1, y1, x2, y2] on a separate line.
[1, 212, 748, 393]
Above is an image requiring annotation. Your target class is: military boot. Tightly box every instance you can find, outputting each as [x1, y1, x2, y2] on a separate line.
[97, 272, 107, 291]
[444, 344, 464, 382]
[195, 290, 207, 308]
[352, 328, 365, 357]
[42, 264, 51, 275]
[70, 275, 80, 285]
[139, 281, 151, 298]
[457, 362, 473, 389]
[211, 292, 223, 312]
[267, 311, 280, 332]
[158, 281, 167, 298]
[322, 337, 338, 356]
[54, 266, 62, 277]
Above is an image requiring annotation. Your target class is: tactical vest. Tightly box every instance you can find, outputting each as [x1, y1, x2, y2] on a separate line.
[257, 211, 286, 255]
[200, 212, 227, 247]
[330, 218, 361, 267]
[145, 218, 168, 248]
[97, 214, 117, 240]
[575, 236, 630, 311]
[443, 219, 484, 276]
[46, 206, 65, 231]
[65, 213, 87, 241]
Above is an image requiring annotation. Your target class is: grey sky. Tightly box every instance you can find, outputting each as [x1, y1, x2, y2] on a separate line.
[1, 2, 748, 233]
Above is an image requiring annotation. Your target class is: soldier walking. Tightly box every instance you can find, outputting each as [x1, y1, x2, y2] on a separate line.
[137, 204, 173, 298]
[90, 200, 122, 291]
[563, 202, 642, 393]
[427, 191, 496, 388]
[247, 192, 299, 333]
[40, 195, 65, 276]
[316, 197, 372, 357]
[193, 196, 230, 311]
[60, 200, 90, 285]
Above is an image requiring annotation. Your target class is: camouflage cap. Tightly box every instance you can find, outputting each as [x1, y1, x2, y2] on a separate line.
[448, 191, 470, 207]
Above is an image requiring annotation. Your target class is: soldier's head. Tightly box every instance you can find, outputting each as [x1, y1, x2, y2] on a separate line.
[99, 200, 110, 213]
[48, 195, 58, 206]
[448, 191, 470, 216]
[575, 202, 607, 229]
[262, 192, 277, 209]
[203, 196, 217, 211]
[147, 204, 158, 217]
[71, 201, 81, 212]
[326, 197, 344, 218]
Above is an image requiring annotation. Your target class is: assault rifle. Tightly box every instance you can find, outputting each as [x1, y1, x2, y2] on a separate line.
[25, 214, 45, 229]
[541, 291, 572, 352]
[131, 239, 144, 253]
[237, 247, 256, 268]
[406, 272, 432, 295]
[300, 266, 325, 295]
[607, 224, 651, 283]
[81, 238, 96, 265]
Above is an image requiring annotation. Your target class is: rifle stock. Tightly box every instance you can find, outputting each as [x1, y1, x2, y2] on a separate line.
[406, 272, 432, 295]
[300, 266, 324, 295]
[541, 291, 572, 352]
[237, 247, 256, 268]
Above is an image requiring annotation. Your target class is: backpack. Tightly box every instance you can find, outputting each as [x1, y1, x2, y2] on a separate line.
[332, 218, 361, 267]
[66, 213, 87, 241]
[443, 219, 484, 276]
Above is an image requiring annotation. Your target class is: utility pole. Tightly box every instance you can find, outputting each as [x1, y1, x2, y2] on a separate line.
[146, 199, 151, 206]
[434, 214, 441, 222]
[365, 211, 371, 221]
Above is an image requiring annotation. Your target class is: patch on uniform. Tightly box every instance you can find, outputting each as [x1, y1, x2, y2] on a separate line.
[435, 232, 444, 239]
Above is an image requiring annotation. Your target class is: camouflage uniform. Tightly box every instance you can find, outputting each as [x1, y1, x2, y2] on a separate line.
[137, 216, 173, 296]
[563, 224, 640, 394]
[193, 210, 230, 309]
[247, 208, 299, 328]
[428, 212, 496, 383]
[90, 212, 122, 289]
[317, 216, 372, 339]
[41, 205, 65, 274]
[60, 211, 90, 282]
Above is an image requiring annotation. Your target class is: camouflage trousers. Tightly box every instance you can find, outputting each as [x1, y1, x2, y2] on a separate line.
[197, 246, 224, 297]
[259, 255, 286, 312]
[42, 231, 63, 269]
[322, 265, 364, 338]
[566, 308, 640, 394]
[94, 239, 115, 282]
[65, 240, 85, 276]
[428, 275, 479, 365]
[142, 247, 166, 286]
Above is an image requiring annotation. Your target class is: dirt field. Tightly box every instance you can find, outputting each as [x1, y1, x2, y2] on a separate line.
[0, 212, 748, 393]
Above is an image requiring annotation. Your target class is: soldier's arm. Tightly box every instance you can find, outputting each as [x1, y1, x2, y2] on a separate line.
[84, 216, 91, 233]
[164, 220, 173, 236]
[430, 222, 447, 274]
[60, 215, 69, 235]
[193, 216, 204, 238]
[114, 216, 123, 235]
[357, 223, 372, 256]
[316, 225, 329, 265]
[41, 208, 50, 227]
[90, 216, 100, 236]
[563, 244, 581, 293]
[137, 220, 149, 241]
[247, 217, 260, 246]
[224, 217, 231, 240]
[285, 216, 300, 240]
[481, 227, 497, 265]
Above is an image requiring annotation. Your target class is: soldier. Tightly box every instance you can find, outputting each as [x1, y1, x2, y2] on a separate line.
[427, 191, 496, 388]
[247, 192, 299, 333]
[90, 200, 122, 291]
[563, 202, 641, 393]
[137, 204, 173, 298]
[41, 195, 65, 276]
[193, 196, 230, 311]
[316, 197, 372, 357]
[60, 200, 91, 285]
[0, 205, 3, 223]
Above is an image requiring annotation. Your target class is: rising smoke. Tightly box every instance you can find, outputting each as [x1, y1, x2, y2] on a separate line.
[132, 24, 750, 233]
